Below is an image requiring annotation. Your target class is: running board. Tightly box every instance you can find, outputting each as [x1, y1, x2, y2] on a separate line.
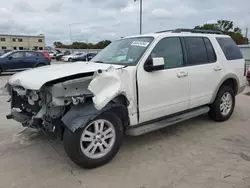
[126, 106, 210, 136]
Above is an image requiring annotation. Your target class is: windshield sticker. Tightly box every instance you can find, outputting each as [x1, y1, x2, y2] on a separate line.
[131, 41, 150, 47]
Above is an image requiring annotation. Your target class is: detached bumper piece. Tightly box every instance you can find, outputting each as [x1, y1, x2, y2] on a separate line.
[6, 109, 30, 123]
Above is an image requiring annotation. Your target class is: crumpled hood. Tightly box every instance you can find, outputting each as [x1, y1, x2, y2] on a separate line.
[8, 62, 123, 90]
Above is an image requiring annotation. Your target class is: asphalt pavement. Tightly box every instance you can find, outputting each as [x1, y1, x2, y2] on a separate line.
[0, 67, 250, 188]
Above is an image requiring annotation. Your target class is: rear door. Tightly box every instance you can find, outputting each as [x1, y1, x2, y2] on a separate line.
[182, 36, 224, 109]
[24, 51, 39, 68]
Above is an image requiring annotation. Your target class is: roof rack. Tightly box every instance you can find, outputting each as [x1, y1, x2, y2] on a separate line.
[156, 28, 223, 35]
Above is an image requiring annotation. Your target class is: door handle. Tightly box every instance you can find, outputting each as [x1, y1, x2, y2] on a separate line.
[214, 67, 222, 71]
[177, 72, 188, 78]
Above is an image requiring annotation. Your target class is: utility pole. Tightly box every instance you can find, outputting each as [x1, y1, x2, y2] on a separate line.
[69, 24, 73, 45]
[245, 28, 249, 44]
[134, 0, 142, 34]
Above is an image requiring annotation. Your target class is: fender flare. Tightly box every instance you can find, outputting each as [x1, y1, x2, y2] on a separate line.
[61, 101, 128, 132]
[209, 73, 239, 103]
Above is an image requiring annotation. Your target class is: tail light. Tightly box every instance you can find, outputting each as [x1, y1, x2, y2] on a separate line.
[42, 51, 51, 61]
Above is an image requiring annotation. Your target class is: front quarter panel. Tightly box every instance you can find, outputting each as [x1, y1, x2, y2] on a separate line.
[88, 66, 137, 123]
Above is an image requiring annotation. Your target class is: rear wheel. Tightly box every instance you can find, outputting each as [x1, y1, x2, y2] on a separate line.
[68, 58, 73, 62]
[0, 67, 2, 75]
[63, 111, 124, 169]
[209, 86, 235, 122]
[36, 63, 45, 67]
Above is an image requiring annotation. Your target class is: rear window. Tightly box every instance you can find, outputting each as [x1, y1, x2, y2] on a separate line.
[216, 37, 243, 60]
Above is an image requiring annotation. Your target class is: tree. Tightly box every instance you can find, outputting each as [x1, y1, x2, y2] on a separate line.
[195, 20, 248, 45]
[53, 41, 63, 48]
[53, 40, 112, 49]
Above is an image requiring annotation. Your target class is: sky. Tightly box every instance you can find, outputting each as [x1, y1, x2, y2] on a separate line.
[0, 0, 249, 46]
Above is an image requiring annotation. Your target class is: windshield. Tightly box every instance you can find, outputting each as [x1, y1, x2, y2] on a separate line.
[0, 51, 12, 58]
[91, 37, 154, 65]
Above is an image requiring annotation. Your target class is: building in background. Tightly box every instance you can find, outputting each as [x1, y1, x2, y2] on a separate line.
[0, 34, 45, 50]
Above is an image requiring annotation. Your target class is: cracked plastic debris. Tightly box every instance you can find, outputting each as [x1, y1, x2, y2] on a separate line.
[27, 91, 39, 105]
[88, 65, 130, 110]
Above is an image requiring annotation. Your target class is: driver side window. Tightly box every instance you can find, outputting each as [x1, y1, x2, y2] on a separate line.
[151, 37, 184, 69]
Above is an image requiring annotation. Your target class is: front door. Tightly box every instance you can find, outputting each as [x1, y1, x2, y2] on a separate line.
[4, 51, 25, 70]
[137, 37, 191, 123]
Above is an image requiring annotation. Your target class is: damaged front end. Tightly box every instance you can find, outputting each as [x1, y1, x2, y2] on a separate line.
[6, 65, 134, 137]
[6, 74, 94, 134]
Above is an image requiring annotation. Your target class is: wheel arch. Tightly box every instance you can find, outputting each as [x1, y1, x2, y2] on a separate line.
[61, 94, 130, 132]
[35, 63, 46, 67]
[210, 74, 239, 104]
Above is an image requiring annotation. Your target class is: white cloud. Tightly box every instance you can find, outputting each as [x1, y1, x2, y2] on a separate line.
[0, 0, 249, 46]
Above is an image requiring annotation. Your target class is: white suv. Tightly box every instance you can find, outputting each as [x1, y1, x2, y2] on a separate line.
[6, 29, 246, 168]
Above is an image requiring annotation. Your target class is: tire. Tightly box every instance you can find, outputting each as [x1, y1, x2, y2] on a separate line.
[209, 86, 235, 122]
[0, 67, 2, 75]
[63, 111, 124, 169]
[68, 58, 73, 62]
[36, 63, 45, 67]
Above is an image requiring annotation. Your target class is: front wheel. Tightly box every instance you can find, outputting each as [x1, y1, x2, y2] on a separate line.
[63, 111, 124, 169]
[68, 58, 73, 62]
[209, 86, 235, 122]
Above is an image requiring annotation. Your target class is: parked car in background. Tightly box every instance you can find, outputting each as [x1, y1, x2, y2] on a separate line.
[55, 50, 71, 61]
[247, 68, 250, 84]
[61, 52, 84, 62]
[0, 50, 51, 74]
[0, 49, 12, 56]
[72, 53, 97, 62]
[49, 51, 56, 59]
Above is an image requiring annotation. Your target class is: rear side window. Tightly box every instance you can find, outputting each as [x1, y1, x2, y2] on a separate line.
[204, 38, 216, 62]
[25, 52, 38, 57]
[183, 37, 208, 65]
[216, 37, 243, 60]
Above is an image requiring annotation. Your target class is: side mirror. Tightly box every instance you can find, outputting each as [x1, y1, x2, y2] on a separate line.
[8, 56, 13, 60]
[144, 57, 165, 72]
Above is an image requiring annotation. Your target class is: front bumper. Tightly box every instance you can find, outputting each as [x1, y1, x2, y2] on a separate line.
[61, 57, 68, 62]
[6, 109, 31, 123]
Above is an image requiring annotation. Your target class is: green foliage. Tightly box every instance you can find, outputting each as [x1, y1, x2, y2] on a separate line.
[53, 40, 112, 49]
[195, 20, 248, 45]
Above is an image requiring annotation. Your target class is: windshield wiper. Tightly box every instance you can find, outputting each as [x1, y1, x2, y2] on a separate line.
[93, 61, 104, 63]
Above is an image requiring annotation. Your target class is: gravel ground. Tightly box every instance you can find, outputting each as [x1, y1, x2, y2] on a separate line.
[0, 67, 250, 188]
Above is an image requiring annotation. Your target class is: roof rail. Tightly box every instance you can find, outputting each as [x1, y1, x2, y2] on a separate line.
[156, 28, 223, 35]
